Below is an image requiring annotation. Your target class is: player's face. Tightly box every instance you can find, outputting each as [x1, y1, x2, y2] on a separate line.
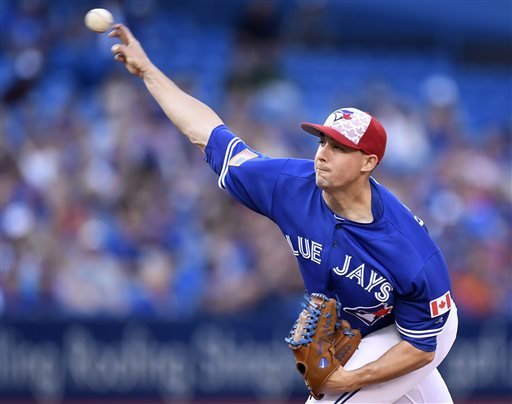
[314, 134, 366, 190]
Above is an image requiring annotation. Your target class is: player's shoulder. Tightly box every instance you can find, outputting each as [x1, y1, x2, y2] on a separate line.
[270, 159, 316, 203]
[371, 177, 439, 260]
[372, 178, 427, 231]
[207, 124, 314, 176]
[280, 158, 315, 179]
[228, 150, 314, 182]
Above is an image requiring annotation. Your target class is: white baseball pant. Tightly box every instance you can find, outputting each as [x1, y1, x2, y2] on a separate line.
[306, 304, 458, 403]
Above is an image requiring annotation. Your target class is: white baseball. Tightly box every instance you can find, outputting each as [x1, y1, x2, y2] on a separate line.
[84, 8, 113, 33]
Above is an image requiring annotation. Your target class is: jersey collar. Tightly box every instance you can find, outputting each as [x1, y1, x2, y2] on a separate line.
[329, 179, 384, 224]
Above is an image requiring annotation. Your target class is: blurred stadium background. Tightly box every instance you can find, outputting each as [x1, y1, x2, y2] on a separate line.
[1, 0, 511, 403]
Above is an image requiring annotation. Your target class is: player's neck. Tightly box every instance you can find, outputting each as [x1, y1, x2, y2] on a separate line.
[322, 180, 373, 223]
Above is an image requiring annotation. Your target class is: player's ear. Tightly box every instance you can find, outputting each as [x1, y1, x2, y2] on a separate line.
[361, 154, 378, 173]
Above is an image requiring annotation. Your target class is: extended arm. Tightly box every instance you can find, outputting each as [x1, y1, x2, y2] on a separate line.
[109, 24, 223, 151]
[323, 340, 434, 393]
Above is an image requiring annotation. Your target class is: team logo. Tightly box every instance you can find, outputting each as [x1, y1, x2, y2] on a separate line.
[343, 303, 393, 326]
[333, 109, 354, 122]
[326, 109, 370, 144]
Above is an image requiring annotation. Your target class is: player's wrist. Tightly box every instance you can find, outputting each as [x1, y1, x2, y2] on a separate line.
[140, 61, 159, 81]
[346, 367, 370, 391]
[323, 366, 360, 394]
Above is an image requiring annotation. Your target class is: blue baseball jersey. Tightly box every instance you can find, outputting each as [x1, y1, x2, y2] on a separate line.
[205, 125, 454, 352]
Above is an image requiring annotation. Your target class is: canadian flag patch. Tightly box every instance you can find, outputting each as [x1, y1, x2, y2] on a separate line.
[430, 291, 452, 317]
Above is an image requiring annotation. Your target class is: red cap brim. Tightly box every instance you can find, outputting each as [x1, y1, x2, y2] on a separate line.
[301, 123, 362, 151]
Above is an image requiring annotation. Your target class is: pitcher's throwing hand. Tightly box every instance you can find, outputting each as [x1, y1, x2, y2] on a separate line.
[109, 24, 152, 78]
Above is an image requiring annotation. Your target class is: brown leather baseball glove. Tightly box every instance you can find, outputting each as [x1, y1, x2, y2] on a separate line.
[285, 293, 361, 399]
[332, 320, 361, 367]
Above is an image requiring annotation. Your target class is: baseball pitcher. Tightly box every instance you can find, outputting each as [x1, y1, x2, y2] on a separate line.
[109, 24, 458, 403]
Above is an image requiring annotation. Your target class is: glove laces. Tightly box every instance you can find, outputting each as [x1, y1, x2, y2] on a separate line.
[285, 292, 337, 346]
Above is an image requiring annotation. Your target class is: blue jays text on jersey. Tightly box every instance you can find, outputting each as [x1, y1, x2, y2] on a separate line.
[205, 125, 454, 352]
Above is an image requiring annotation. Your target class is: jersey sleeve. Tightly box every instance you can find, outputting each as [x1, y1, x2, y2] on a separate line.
[393, 250, 453, 352]
[204, 124, 287, 219]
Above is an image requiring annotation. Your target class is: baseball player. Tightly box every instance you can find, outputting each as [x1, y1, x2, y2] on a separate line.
[109, 24, 458, 403]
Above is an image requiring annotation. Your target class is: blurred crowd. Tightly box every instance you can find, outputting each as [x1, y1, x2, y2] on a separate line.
[1, 0, 511, 321]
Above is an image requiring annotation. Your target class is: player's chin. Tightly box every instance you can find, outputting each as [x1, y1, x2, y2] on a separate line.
[315, 174, 330, 190]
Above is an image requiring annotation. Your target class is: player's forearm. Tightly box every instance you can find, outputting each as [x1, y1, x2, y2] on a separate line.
[324, 340, 434, 393]
[142, 63, 223, 151]
[109, 24, 223, 149]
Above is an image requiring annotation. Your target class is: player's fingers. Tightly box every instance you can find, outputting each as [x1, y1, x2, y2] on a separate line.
[108, 23, 136, 45]
[114, 53, 126, 63]
[111, 44, 128, 63]
[119, 24, 137, 44]
[108, 29, 118, 38]
[111, 43, 126, 55]
[108, 24, 123, 40]
[108, 25, 124, 42]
